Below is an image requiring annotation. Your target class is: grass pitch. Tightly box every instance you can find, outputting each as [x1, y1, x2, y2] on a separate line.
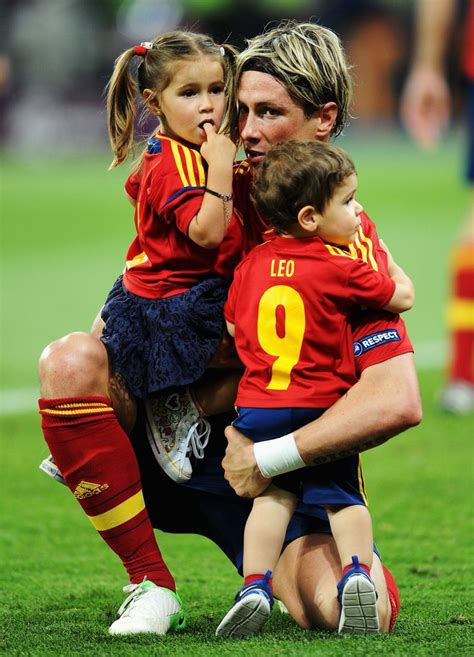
[1, 133, 473, 654]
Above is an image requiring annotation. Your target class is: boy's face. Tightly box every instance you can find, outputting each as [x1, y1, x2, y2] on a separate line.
[237, 71, 323, 169]
[316, 173, 363, 246]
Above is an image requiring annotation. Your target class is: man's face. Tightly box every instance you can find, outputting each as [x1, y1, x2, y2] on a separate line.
[237, 71, 322, 169]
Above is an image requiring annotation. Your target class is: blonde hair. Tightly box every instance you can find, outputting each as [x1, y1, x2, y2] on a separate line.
[252, 140, 356, 234]
[228, 20, 352, 142]
[106, 31, 236, 168]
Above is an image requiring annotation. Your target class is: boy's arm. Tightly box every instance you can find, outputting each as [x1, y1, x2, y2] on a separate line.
[188, 124, 236, 249]
[381, 239, 415, 312]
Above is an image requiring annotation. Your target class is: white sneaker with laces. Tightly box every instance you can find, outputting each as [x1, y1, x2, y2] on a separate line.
[39, 454, 66, 485]
[145, 388, 210, 483]
[109, 579, 186, 635]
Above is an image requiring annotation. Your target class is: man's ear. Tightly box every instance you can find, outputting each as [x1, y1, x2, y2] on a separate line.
[143, 88, 160, 115]
[297, 205, 319, 232]
[314, 101, 338, 141]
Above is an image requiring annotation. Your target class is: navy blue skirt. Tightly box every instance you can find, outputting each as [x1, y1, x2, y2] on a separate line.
[100, 276, 228, 399]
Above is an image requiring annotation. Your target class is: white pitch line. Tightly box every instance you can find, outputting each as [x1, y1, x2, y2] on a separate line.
[0, 340, 447, 417]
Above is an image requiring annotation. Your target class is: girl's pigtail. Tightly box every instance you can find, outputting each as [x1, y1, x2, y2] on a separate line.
[106, 48, 139, 169]
[219, 43, 240, 142]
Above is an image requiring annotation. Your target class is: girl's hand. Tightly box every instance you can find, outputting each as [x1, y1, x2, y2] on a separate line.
[200, 122, 236, 167]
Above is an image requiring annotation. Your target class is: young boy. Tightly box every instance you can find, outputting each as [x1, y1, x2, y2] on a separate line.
[217, 140, 415, 638]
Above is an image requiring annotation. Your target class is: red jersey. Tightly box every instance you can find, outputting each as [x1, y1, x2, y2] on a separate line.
[224, 234, 396, 408]
[217, 159, 414, 373]
[123, 133, 220, 299]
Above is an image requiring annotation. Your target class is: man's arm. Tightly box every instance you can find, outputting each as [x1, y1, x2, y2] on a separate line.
[222, 353, 422, 497]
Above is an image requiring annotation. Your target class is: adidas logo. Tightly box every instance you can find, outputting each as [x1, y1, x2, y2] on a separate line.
[73, 480, 109, 499]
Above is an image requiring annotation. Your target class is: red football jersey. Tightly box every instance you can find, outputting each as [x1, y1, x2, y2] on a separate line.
[224, 234, 396, 408]
[220, 160, 414, 372]
[123, 133, 220, 299]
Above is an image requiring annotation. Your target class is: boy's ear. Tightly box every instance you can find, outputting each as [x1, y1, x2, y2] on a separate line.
[297, 205, 319, 232]
[143, 88, 160, 115]
[314, 101, 338, 141]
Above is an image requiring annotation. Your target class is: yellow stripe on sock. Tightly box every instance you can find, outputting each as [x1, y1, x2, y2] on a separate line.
[446, 299, 474, 330]
[88, 490, 145, 532]
[41, 406, 114, 416]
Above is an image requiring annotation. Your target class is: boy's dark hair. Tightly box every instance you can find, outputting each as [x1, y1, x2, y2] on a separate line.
[252, 140, 356, 234]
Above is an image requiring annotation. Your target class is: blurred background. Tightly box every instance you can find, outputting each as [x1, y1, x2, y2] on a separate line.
[0, 0, 471, 412]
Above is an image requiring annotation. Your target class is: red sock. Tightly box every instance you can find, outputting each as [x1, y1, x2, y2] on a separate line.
[244, 573, 273, 590]
[342, 561, 371, 577]
[39, 396, 175, 590]
[447, 243, 474, 384]
[382, 565, 401, 633]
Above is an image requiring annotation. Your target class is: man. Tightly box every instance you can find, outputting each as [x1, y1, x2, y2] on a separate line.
[39, 20, 421, 636]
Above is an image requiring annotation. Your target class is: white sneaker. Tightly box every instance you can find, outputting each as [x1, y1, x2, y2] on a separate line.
[439, 380, 474, 414]
[145, 388, 211, 483]
[39, 454, 66, 485]
[216, 572, 274, 639]
[109, 579, 186, 635]
[337, 557, 379, 634]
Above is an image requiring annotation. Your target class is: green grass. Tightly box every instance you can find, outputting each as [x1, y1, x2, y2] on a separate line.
[1, 369, 473, 656]
[1, 134, 473, 654]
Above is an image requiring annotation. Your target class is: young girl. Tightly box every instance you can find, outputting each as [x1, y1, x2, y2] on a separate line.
[218, 140, 415, 638]
[99, 32, 237, 477]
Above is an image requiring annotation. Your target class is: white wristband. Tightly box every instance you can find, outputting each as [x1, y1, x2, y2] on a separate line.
[254, 433, 306, 479]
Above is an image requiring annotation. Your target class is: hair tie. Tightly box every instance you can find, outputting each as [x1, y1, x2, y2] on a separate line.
[134, 41, 153, 57]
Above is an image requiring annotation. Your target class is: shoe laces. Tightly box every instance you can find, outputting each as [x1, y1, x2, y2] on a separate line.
[184, 417, 211, 460]
[117, 578, 153, 617]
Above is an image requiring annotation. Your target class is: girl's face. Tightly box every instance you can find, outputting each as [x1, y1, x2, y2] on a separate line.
[158, 56, 226, 146]
[316, 173, 364, 246]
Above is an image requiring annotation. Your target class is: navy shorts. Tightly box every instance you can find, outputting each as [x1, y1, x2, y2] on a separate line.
[101, 276, 228, 399]
[233, 407, 368, 508]
[131, 407, 333, 574]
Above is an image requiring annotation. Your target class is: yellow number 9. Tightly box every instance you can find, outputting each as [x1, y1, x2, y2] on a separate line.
[257, 285, 306, 390]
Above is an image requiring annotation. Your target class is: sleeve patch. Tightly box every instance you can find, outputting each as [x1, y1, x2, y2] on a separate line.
[353, 329, 401, 357]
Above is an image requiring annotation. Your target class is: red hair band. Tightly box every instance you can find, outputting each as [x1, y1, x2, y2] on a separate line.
[134, 41, 153, 57]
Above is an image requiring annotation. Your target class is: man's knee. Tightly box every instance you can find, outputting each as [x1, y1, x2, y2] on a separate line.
[39, 332, 109, 398]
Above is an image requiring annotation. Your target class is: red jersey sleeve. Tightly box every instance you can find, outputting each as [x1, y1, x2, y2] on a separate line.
[147, 138, 206, 236]
[344, 259, 396, 309]
[351, 310, 414, 374]
[125, 172, 141, 200]
[223, 264, 242, 324]
[350, 212, 414, 372]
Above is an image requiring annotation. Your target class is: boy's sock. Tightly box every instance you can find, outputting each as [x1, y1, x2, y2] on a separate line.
[39, 396, 175, 590]
[243, 573, 273, 590]
[342, 560, 371, 578]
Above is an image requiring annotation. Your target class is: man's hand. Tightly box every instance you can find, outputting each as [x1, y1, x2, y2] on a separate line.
[222, 425, 272, 497]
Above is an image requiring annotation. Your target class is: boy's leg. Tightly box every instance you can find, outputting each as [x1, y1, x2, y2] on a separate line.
[216, 486, 296, 638]
[326, 504, 378, 634]
[273, 533, 393, 633]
